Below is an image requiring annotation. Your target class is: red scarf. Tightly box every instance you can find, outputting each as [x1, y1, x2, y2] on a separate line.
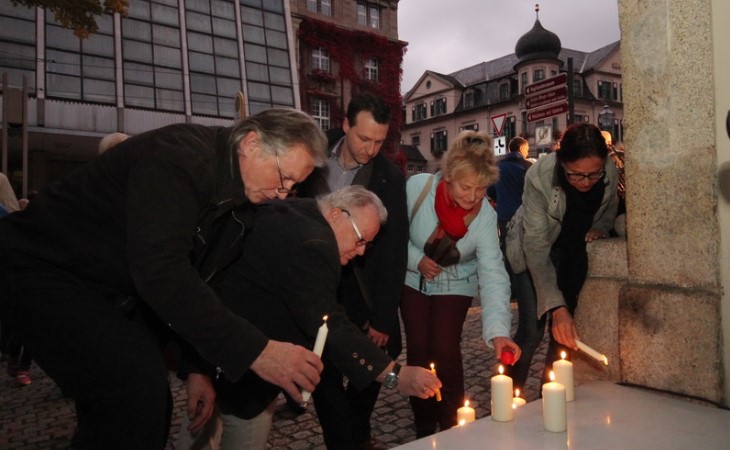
[434, 179, 478, 239]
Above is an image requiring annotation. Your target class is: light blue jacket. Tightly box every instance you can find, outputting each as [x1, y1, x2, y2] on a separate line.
[404, 172, 512, 346]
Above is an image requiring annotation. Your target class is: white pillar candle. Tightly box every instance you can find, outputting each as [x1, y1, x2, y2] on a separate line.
[512, 388, 526, 407]
[542, 371, 567, 432]
[301, 315, 328, 404]
[552, 351, 574, 401]
[575, 339, 609, 365]
[490, 365, 514, 422]
[457, 400, 476, 424]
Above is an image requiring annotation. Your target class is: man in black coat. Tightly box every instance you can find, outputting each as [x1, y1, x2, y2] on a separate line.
[298, 93, 409, 450]
[0, 108, 328, 450]
[179, 186, 440, 449]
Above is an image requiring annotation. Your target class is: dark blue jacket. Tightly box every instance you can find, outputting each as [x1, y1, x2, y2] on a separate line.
[492, 152, 532, 222]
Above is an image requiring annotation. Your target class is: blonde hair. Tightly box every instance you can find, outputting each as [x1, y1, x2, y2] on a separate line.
[98, 132, 129, 154]
[441, 130, 499, 185]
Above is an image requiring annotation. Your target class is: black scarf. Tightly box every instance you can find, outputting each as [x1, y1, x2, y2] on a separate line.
[555, 166, 605, 310]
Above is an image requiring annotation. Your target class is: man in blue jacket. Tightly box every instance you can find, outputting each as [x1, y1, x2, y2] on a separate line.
[0, 108, 328, 450]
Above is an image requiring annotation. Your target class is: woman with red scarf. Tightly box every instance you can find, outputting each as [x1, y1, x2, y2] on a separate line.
[401, 131, 521, 437]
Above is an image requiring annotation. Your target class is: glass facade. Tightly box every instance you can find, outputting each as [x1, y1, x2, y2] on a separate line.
[0, 0, 295, 118]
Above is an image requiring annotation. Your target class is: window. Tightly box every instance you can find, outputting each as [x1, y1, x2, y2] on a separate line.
[460, 123, 478, 132]
[430, 130, 448, 156]
[363, 57, 378, 81]
[597, 80, 612, 100]
[612, 82, 618, 101]
[504, 116, 516, 141]
[464, 91, 474, 108]
[311, 98, 330, 130]
[572, 79, 582, 96]
[357, 2, 380, 29]
[533, 69, 545, 82]
[412, 103, 427, 121]
[307, 0, 332, 16]
[312, 47, 330, 71]
[520, 72, 528, 94]
[431, 97, 446, 116]
[499, 82, 509, 101]
[411, 135, 420, 146]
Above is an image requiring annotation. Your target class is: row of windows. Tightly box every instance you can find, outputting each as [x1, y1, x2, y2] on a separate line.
[306, 0, 381, 30]
[411, 97, 447, 122]
[0, 0, 295, 118]
[310, 48, 379, 81]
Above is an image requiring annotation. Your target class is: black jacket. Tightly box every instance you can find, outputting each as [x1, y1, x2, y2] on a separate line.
[0, 123, 267, 382]
[212, 199, 392, 418]
[297, 130, 408, 356]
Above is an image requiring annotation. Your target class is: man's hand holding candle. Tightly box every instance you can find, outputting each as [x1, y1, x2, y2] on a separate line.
[376, 362, 442, 399]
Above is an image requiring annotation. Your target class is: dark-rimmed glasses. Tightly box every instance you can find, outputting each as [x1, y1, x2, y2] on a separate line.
[341, 209, 374, 250]
[563, 168, 605, 182]
[275, 155, 298, 196]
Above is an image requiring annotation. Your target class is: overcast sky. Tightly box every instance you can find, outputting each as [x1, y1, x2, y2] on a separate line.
[397, 0, 621, 93]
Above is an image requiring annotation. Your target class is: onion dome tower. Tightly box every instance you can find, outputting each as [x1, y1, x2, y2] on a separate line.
[514, 4, 562, 65]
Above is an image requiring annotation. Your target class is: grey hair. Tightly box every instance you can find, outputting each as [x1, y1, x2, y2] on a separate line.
[98, 132, 129, 154]
[317, 185, 387, 224]
[230, 108, 328, 167]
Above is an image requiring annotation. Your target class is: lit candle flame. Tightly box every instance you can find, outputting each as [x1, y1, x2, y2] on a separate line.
[560, 351, 567, 360]
[515, 388, 521, 398]
[464, 400, 470, 408]
[459, 419, 466, 427]
[549, 370, 555, 382]
[322, 315, 328, 322]
[498, 364, 504, 375]
[430, 362, 435, 370]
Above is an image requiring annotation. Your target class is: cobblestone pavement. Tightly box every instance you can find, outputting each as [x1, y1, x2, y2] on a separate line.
[0, 303, 548, 449]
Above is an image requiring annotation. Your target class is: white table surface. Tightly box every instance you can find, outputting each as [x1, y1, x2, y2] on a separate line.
[394, 381, 730, 449]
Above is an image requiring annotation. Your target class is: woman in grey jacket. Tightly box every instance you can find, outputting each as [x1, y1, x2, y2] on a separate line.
[505, 123, 619, 391]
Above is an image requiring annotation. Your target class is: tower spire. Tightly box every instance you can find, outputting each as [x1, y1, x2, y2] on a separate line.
[535, 3, 540, 20]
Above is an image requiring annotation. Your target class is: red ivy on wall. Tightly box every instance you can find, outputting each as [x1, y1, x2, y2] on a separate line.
[298, 18, 406, 160]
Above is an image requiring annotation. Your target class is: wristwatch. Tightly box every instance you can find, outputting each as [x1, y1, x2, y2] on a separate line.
[383, 362, 401, 389]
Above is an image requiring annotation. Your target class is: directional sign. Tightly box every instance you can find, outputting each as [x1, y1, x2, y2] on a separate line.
[525, 73, 567, 96]
[526, 86, 568, 110]
[527, 102, 569, 122]
[493, 135, 507, 156]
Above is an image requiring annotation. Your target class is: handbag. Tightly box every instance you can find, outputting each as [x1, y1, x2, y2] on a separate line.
[504, 205, 527, 274]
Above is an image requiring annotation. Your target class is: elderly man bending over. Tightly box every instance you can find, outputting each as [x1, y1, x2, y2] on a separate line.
[179, 185, 442, 449]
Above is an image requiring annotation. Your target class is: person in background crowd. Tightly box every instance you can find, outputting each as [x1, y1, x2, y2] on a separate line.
[297, 92, 409, 450]
[0, 171, 19, 213]
[401, 130, 520, 437]
[0, 108, 329, 450]
[505, 123, 619, 390]
[178, 186, 441, 450]
[99, 132, 130, 154]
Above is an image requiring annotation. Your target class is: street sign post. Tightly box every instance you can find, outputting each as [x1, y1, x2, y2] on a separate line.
[526, 86, 567, 110]
[491, 113, 507, 136]
[524, 73, 567, 95]
[525, 73, 568, 123]
[527, 103, 569, 122]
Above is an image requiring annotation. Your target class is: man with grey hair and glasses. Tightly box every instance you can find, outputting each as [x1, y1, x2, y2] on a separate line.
[0, 108, 329, 450]
[178, 185, 442, 449]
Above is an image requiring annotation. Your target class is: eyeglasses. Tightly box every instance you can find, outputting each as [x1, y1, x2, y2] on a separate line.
[275, 155, 298, 196]
[341, 209, 374, 250]
[563, 168, 606, 182]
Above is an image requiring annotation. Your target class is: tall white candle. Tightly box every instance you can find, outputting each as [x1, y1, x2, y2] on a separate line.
[575, 339, 608, 365]
[457, 400, 476, 424]
[542, 371, 567, 432]
[430, 363, 442, 401]
[553, 351, 574, 402]
[512, 388, 526, 407]
[490, 365, 514, 422]
[301, 315, 328, 404]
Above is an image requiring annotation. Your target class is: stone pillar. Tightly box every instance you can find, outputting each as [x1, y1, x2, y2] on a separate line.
[616, 0, 724, 403]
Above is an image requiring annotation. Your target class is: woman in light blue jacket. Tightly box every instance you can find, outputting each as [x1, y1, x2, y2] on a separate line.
[401, 131, 520, 437]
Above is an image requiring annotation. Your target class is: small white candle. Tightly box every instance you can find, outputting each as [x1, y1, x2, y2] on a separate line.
[512, 388, 526, 407]
[490, 365, 514, 422]
[575, 339, 609, 365]
[301, 315, 328, 404]
[542, 371, 567, 432]
[553, 351, 574, 402]
[457, 400, 476, 424]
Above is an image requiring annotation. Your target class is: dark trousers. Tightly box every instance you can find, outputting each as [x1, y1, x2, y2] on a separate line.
[312, 359, 382, 449]
[400, 285, 472, 437]
[0, 260, 172, 450]
[505, 247, 578, 390]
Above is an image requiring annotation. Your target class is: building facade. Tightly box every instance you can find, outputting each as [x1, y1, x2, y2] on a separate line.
[288, 0, 404, 158]
[402, 12, 623, 173]
[0, 0, 301, 194]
